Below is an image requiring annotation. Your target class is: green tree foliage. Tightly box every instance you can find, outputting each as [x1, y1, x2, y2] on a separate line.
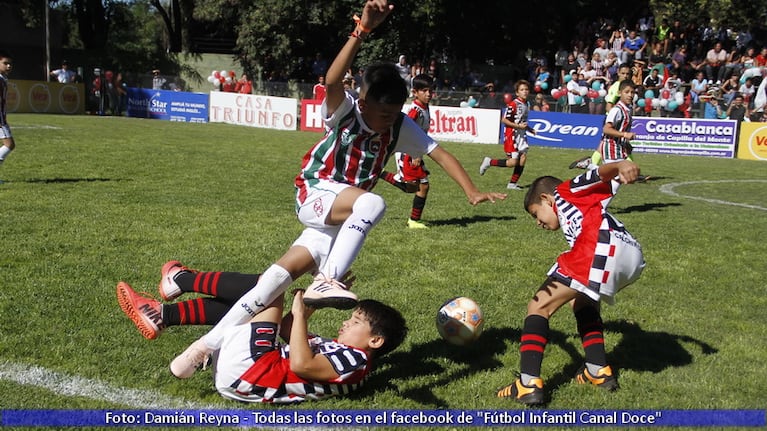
[650, 0, 767, 29]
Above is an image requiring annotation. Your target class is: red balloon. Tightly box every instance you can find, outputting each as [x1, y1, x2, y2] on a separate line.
[588, 90, 598, 99]
[661, 89, 670, 99]
[644, 97, 653, 112]
[534, 85, 542, 93]
[213, 71, 220, 78]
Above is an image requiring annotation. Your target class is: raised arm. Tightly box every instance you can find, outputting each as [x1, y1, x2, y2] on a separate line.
[287, 290, 340, 382]
[325, 0, 394, 116]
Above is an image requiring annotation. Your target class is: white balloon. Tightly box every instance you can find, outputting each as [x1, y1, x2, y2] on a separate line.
[598, 89, 607, 97]
[652, 98, 661, 108]
[675, 92, 684, 104]
[460, 101, 469, 108]
[579, 86, 588, 96]
[660, 98, 668, 107]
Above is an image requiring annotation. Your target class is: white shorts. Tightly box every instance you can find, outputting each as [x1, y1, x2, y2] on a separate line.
[296, 180, 352, 229]
[291, 225, 338, 272]
[550, 228, 645, 304]
[0, 125, 12, 140]
[213, 322, 280, 403]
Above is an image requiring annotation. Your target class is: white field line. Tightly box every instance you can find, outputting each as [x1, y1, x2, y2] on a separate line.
[0, 360, 218, 409]
[11, 124, 62, 130]
[0, 360, 354, 430]
[658, 180, 767, 211]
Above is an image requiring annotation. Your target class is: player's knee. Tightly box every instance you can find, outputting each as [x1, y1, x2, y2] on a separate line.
[353, 193, 386, 222]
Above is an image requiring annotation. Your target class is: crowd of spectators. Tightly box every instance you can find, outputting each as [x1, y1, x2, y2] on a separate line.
[492, 16, 766, 121]
[527, 16, 767, 121]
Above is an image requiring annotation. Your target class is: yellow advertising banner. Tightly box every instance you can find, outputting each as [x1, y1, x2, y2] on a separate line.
[6, 80, 85, 114]
[736, 121, 767, 161]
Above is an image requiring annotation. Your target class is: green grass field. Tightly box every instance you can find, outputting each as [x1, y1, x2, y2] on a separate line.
[0, 114, 765, 429]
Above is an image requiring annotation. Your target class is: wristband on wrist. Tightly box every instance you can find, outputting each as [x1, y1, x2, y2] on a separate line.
[353, 14, 372, 33]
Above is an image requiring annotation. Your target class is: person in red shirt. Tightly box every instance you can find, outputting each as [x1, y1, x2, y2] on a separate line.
[312, 75, 326, 101]
[235, 73, 253, 94]
[754, 47, 767, 67]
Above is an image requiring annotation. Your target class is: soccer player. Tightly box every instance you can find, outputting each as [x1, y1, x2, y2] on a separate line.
[117, 265, 406, 404]
[168, 0, 505, 379]
[497, 160, 645, 405]
[479, 80, 536, 190]
[380, 73, 435, 228]
[569, 63, 631, 170]
[0, 50, 16, 179]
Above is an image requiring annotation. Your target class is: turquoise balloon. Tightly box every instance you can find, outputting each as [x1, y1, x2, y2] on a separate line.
[564, 74, 572, 83]
[644, 90, 654, 99]
[668, 101, 678, 110]
[591, 81, 602, 90]
[637, 99, 646, 107]
[541, 82, 549, 90]
[574, 95, 583, 104]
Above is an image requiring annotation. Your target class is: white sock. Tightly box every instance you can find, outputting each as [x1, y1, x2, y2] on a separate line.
[0, 145, 11, 161]
[202, 264, 292, 349]
[320, 193, 386, 279]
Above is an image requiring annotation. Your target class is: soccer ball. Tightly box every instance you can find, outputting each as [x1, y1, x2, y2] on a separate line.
[436, 297, 485, 346]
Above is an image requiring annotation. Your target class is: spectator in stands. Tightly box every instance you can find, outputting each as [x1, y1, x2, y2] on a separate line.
[671, 45, 690, 81]
[755, 47, 767, 67]
[151, 69, 166, 90]
[609, 28, 626, 62]
[395, 55, 411, 86]
[593, 38, 610, 63]
[656, 19, 671, 56]
[622, 30, 647, 65]
[726, 93, 747, 121]
[704, 42, 727, 83]
[720, 73, 741, 106]
[235, 73, 253, 94]
[311, 52, 328, 78]
[739, 77, 756, 109]
[690, 70, 709, 105]
[50, 60, 76, 83]
[703, 96, 725, 119]
[642, 67, 662, 98]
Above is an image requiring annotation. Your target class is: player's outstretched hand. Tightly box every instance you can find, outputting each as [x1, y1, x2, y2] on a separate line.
[468, 191, 507, 205]
[616, 160, 640, 184]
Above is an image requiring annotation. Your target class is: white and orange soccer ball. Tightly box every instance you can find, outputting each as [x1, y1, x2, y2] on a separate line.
[436, 297, 485, 346]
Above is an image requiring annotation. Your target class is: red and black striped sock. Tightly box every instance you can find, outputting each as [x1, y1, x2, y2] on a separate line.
[175, 271, 260, 303]
[410, 195, 427, 221]
[575, 306, 607, 366]
[519, 314, 549, 377]
[162, 298, 232, 326]
[491, 159, 507, 167]
[510, 164, 525, 184]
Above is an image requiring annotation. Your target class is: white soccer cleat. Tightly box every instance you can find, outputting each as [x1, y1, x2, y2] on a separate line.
[159, 260, 196, 301]
[169, 338, 213, 379]
[479, 157, 492, 176]
[303, 274, 358, 310]
[507, 183, 523, 190]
